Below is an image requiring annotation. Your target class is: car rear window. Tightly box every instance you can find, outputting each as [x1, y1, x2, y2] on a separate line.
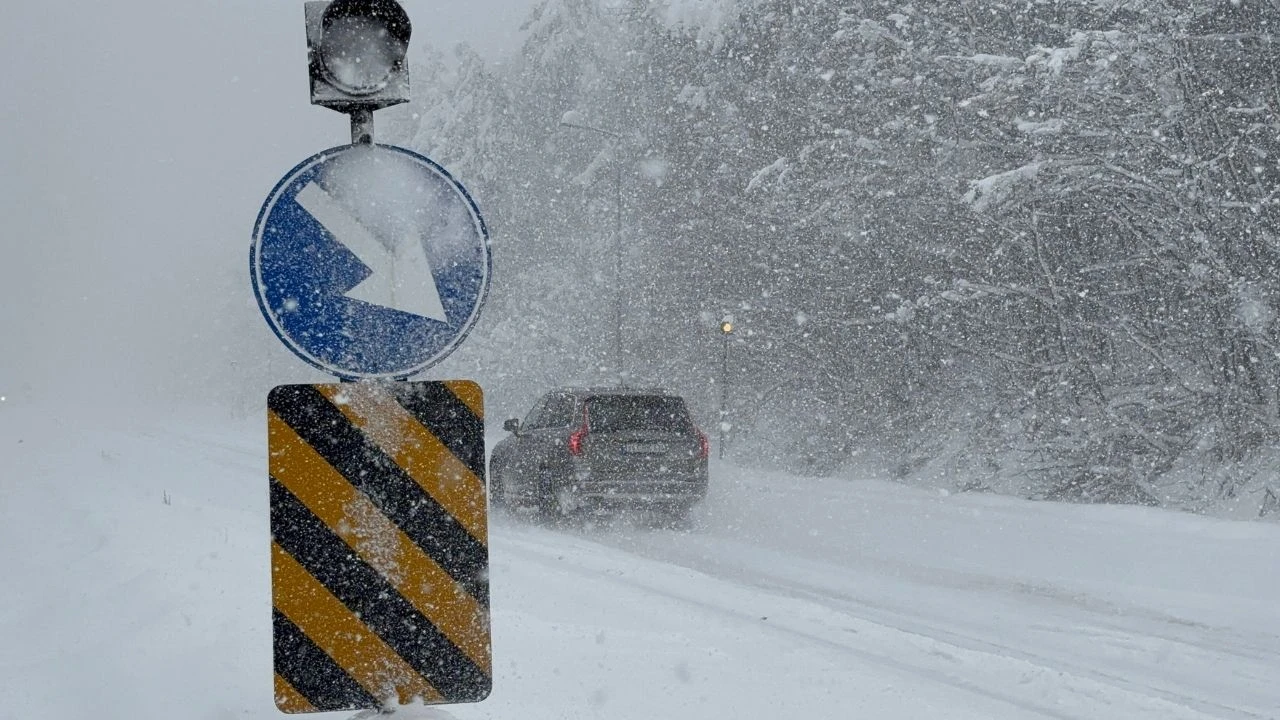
[585, 395, 693, 433]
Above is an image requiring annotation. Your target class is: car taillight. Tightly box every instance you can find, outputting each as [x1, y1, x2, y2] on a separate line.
[696, 430, 709, 460]
[568, 425, 588, 456]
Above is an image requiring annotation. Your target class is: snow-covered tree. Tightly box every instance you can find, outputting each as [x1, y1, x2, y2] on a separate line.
[393, 0, 1280, 511]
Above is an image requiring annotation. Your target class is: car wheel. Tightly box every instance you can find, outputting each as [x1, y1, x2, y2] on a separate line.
[660, 503, 695, 530]
[488, 463, 506, 510]
[531, 468, 577, 524]
[519, 464, 547, 518]
[554, 486, 581, 517]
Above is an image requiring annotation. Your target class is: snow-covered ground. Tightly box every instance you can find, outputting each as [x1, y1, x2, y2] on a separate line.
[2, 405, 1277, 719]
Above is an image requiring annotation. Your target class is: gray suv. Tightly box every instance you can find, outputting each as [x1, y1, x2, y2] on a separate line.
[489, 388, 709, 522]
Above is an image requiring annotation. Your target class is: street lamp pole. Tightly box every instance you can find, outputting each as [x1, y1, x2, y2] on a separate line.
[719, 319, 734, 460]
[561, 119, 624, 383]
[613, 155, 622, 380]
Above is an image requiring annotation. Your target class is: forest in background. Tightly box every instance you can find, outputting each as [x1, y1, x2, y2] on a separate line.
[384, 0, 1280, 515]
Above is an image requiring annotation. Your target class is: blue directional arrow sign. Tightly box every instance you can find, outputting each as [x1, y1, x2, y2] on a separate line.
[251, 144, 491, 379]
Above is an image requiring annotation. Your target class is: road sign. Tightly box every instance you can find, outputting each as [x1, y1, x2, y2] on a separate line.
[252, 144, 490, 380]
[269, 380, 491, 713]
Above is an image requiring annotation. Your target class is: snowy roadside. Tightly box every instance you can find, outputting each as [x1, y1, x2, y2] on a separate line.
[1, 407, 1276, 719]
[549, 461, 1280, 718]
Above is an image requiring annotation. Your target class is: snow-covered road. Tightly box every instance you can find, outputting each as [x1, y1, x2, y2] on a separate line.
[493, 514, 1276, 719]
[2, 407, 1277, 719]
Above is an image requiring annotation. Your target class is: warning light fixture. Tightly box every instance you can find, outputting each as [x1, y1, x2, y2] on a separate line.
[305, 0, 411, 142]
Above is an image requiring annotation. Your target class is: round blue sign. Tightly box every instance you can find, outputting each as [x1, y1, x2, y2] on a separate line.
[251, 144, 491, 379]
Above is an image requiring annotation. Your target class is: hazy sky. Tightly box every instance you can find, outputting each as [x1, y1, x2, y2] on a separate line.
[0, 1, 539, 409]
[416, 0, 543, 60]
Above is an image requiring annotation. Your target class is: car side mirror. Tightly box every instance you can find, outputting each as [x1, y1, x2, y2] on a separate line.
[503, 418, 520, 434]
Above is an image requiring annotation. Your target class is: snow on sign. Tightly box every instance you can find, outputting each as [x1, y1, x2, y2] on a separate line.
[269, 380, 491, 712]
[251, 144, 491, 379]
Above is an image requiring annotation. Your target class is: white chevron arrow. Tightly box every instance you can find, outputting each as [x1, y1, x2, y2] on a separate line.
[295, 181, 448, 323]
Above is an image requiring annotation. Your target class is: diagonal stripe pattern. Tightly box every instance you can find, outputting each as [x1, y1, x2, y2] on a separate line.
[268, 381, 491, 714]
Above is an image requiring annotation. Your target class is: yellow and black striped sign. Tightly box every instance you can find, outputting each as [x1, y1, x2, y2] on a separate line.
[267, 380, 490, 713]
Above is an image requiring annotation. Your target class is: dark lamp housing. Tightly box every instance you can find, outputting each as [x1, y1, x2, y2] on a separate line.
[307, 0, 412, 112]
[321, 0, 411, 43]
[320, 15, 401, 94]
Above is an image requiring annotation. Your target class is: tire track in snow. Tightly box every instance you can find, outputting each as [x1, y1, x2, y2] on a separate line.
[498, 525, 1265, 720]
[593, 531, 1276, 720]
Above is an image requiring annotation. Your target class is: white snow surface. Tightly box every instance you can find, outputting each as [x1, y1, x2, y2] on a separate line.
[2, 405, 1277, 719]
[964, 162, 1046, 213]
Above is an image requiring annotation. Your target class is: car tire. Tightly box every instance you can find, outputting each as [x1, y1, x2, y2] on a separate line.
[661, 503, 696, 530]
[534, 467, 580, 524]
[488, 463, 506, 510]
[520, 465, 548, 518]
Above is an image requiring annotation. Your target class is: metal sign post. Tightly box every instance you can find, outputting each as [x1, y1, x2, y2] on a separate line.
[251, 2, 494, 713]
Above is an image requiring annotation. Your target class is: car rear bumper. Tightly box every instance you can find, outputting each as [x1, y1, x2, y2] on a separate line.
[567, 472, 708, 506]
